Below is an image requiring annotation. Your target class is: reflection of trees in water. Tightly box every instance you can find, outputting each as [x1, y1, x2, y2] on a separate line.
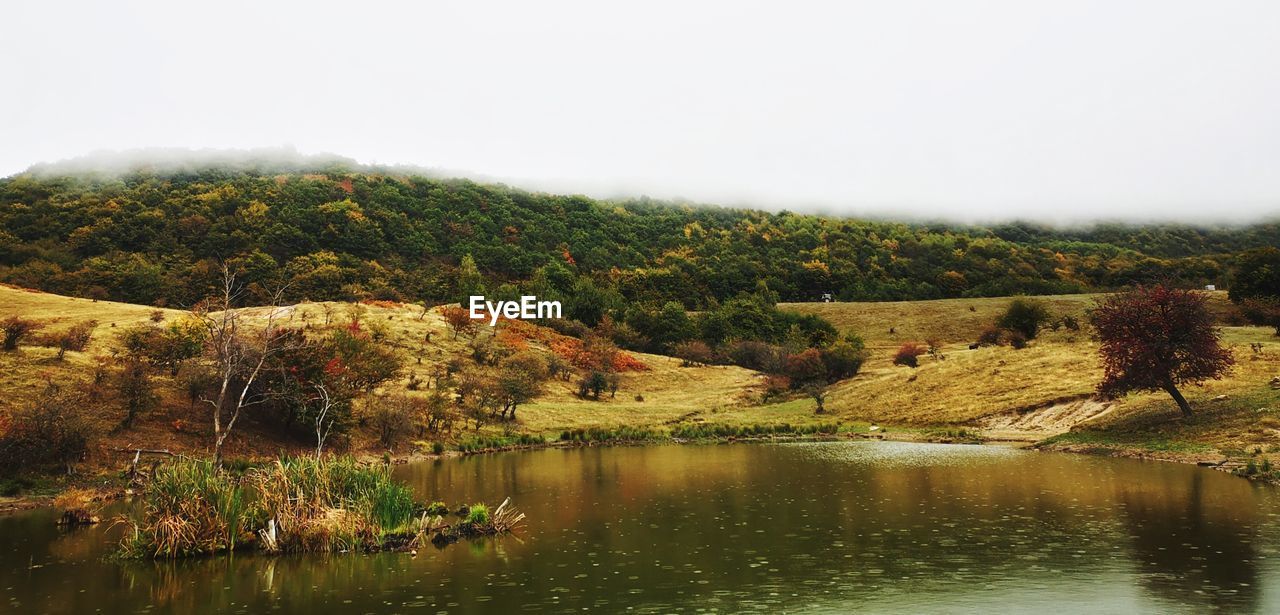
[1115, 470, 1262, 612]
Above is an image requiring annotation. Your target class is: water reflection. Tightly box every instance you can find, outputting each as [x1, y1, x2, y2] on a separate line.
[2, 442, 1277, 614]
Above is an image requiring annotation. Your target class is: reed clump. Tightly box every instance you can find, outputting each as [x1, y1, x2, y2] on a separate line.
[117, 459, 248, 558]
[118, 456, 521, 559]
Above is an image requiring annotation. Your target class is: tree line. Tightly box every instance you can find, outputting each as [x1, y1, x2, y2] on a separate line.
[2, 165, 1275, 310]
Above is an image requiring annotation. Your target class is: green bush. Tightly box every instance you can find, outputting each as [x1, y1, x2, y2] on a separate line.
[465, 503, 490, 526]
[997, 298, 1051, 340]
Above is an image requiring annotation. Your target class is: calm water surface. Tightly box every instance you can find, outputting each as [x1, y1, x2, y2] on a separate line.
[3, 441, 1279, 613]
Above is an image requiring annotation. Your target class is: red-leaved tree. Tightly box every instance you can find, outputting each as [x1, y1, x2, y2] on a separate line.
[1090, 285, 1233, 417]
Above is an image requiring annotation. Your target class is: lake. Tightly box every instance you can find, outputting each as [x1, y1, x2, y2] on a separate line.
[3, 441, 1278, 613]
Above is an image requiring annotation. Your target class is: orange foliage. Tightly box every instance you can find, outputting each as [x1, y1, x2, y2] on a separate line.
[549, 338, 649, 372]
[495, 329, 528, 351]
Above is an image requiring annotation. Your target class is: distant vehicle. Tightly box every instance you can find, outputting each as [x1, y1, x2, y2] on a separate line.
[1205, 284, 1216, 291]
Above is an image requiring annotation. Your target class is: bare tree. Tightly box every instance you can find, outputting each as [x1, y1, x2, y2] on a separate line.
[312, 383, 335, 460]
[196, 266, 295, 466]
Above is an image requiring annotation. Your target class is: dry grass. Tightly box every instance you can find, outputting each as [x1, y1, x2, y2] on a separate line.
[4, 284, 1275, 465]
[774, 292, 1263, 428]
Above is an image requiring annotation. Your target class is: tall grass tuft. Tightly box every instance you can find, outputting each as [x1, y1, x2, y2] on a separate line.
[117, 459, 248, 558]
[120, 456, 521, 558]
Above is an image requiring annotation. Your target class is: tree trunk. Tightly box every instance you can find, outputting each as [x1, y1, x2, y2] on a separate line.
[1162, 380, 1193, 417]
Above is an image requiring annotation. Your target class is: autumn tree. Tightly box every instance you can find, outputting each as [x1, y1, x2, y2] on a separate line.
[785, 349, 829, 413]
[495, 351, 549, 420]
[40, 320, 97, 361]
[1090, 285, 1233, 417]
[1, 316, 42, 351]
[672, 340, 712, 367]
[456, 366, 505, 429]
[443, 306, 476, 339]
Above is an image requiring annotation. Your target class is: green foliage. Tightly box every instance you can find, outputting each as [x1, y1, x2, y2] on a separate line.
[456, 433, 545, 453]
[997, 298, 1051, 340]
[820, 336, 866, 381]
[261, 321, 402, 441]
[669, 422, 839, 439]
[1, 167, 1266, 309]
[121, 456, 422, 558]
[1229, 247, 1280, 303]
[557, 426, 661, 442]
[117, 319, 205, 375]
[425, 501, 450, 516]
[120, 458, 248, 558]
[115, 356, 158, 428]
[465, 503, 490, 526]
[577, 370, 610, 400]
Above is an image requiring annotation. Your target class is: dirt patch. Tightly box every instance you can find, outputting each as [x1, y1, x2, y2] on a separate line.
[975, 396, 1114, 437]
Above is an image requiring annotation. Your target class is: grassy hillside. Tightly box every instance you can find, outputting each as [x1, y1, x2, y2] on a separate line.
[0, 285, 785, 469]
[780, 294, 1280, 461]
[3, 285, 1277, 483]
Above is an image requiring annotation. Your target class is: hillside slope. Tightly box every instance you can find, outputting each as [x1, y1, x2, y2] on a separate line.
[781, 295, 1280, 456]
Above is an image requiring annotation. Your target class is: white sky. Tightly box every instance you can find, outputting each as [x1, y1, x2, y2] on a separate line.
[3, 0, 1279, 222]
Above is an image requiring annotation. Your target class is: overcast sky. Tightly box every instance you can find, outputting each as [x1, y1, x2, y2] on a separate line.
[4, 1, 1279, 223]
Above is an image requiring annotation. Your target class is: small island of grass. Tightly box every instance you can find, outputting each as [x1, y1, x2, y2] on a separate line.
[116, 456, 522, 559]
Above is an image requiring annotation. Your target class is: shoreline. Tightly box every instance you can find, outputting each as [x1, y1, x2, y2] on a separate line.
[7, 427, 1274, 517]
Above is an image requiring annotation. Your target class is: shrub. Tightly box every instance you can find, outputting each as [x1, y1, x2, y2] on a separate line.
[115, 356, 158, 428]
[761, 374, 792, 400]
[997, 298, 1051, 340]
[725, 340, 785, 372]
[976, 326, 1003, 347]
[577, 371, 609, 399]
[465, 503, 490, 526]
[426, 501, 450, 515]
[1239, 297, 1280, 335]
[1008, 331, 1029, 349]
[1061, 315, 1080, 331]
[431, 442, 445, 455]
[672, 340, 713, 367]
[785, 349, 827, 386]
[892, 342, 928, 368]
[41, 320, 97, 360]
[821, 338, 866, 381]
[368, 395, 414, 449]
[0, 382, 91, 475]
[1, 316, 42, 351]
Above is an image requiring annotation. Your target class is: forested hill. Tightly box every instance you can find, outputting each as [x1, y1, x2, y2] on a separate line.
[1, 161, 1276, 309]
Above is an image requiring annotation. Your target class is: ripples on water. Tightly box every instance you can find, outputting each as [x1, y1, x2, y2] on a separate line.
[2, 441, 1278, 614]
